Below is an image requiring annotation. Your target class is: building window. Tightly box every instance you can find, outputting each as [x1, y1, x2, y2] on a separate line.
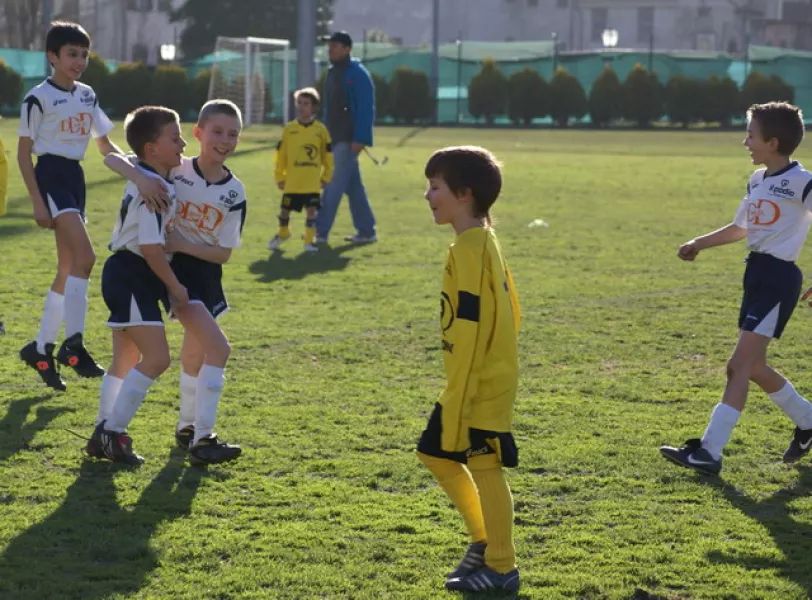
[591, 8, 608, 43]
[637, 7, 654, 43]
[557, 0, 569, 7]
[60, 0, 80, 18]
[132, 42, 149, 63]
[528, 0, 539, 5]
[158, 0, 172, 11]
[698, 6, 712, 18]
[127, 0, 152, 11]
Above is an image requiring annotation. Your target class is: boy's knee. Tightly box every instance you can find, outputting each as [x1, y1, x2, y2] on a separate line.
[74, 249, 96, 277]
[726, 357, 756, 380]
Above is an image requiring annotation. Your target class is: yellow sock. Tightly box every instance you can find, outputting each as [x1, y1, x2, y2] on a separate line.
[303, 226, 315, 245]
[469, 453, 515, 573]
[278, 226, 290, 239]
[417, 451, 486, 542]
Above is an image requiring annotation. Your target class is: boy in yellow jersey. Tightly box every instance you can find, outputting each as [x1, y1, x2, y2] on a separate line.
[418, 146, 521, 593]
[270, 87, 333, 253]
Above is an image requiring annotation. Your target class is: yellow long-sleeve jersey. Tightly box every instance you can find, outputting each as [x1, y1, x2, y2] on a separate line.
[439, 227, 521, 453]
[0, 136, 7, 216]
[274, 119, 334, 194]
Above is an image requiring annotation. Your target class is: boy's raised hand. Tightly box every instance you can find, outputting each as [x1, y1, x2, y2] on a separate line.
[677, 240, 700, 261]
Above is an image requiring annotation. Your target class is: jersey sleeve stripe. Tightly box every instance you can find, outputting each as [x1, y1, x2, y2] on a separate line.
[457, 291, 480, 322]
[24, 95, 43, 127]
[803, 179, 812, 204]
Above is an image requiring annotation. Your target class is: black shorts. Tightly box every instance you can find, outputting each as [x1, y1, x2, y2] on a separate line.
[102, 251, 169, 328]
[35, 154, 86, 219]
[171, 252, 228, 319]
[738, 252, 803, 339]
[281, 193, 321, 213]
[417, 403, 519, 468]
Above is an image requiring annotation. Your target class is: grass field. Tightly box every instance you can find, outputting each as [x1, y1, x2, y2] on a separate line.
[1, 119, 812, 600]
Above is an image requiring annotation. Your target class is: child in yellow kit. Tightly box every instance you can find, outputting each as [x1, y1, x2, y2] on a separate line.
[269, 87, 333, 253]
[418, 146, 521, 593]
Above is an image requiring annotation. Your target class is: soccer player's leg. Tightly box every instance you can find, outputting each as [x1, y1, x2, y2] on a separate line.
[268, 198, 292, 250]
[416, 403, 486, 578]
[102, 325, 171, 465]
[52, 211, 104, 378]
[304, 203, 319, 252]
[87, 329, 139, 459]
[173, 303, 240, 465]
[445, 432, 520, 593]
[176, 328, 205, 449]
[19, 213, 70, 391]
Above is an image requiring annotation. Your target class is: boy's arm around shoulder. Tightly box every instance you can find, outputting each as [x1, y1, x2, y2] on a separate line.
[104, 152, 170, 212]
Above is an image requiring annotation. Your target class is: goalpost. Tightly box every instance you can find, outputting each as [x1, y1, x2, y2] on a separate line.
[207, 36, 291, 126]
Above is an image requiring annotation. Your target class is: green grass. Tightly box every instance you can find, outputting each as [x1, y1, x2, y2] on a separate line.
[1, 119, 812, 599]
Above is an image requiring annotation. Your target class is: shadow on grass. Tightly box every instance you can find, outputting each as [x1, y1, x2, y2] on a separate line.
[0, 395, 71, 463]
[0, 455, 203, 599]
[700, 466, 812, 597]
[249, 243, 357, 284]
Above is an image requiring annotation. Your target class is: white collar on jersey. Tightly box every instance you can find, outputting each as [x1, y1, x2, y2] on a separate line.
[192, 157, 233, 187]
[46, 78, 77, 94]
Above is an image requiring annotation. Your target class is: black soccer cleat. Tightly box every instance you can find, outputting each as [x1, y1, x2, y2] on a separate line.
[189, 434, 242, 465]
[660, 438, 722, 475]
[56, 333, 105, 378]
[85, 422, 106, 459]
[445, 567, 521, 592]
[99, 429, 144, 466]
[175, 426, 195, 450]
[448, 542, 487, 579]
[783, 427, 812, 463]
[20, 341, 67, 391]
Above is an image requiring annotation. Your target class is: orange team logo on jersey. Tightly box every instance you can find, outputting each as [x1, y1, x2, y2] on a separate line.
[747, 199, 781, 226]
[177, 200, 224, 232]
[60, 112, 93, 135]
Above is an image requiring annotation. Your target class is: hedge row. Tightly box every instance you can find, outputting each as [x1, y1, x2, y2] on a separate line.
[371, 61, 795, 127]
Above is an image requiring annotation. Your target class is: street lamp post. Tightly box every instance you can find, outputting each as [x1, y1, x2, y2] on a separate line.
[552, 31, 558, 73]
[456, 35, 463, 124]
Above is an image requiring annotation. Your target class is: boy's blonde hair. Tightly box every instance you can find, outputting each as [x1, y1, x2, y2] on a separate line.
[294, 87, 320, 106]
[198, 99, 243, 128]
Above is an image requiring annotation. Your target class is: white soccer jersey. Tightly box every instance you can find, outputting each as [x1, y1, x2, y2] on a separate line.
[109, 163, 177, 257]
[171, 156, 246, 248]
[733, 161, 812, 262]
[18, 79, 114, 161]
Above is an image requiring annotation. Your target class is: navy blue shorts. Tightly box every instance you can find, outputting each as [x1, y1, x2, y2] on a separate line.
[102, 251, 169, 328]
[35, 154, 86, 219]
[417, 403, 519, 468]
[739, 252, 803, 339]
[171, 253, 228, 319]
[281, 193, 321, 213]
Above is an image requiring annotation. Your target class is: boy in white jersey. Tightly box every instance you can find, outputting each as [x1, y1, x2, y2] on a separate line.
[17, 22, 131, 391]
[661, 102, 812, 475]
[86, 106, 186, 465]
[104, 100, 244, 465]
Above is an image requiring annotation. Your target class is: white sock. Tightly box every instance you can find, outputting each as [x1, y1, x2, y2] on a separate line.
[701, 403, 741, 460]
[178, 371, 198, 431]
[97, 374, 124, 425]
[193, 364, 225, 444]
[64, 276, 89, 339]
[35, 291, 64, 353]
[769, 381, 812, 430]
[106, 368, 154, 433]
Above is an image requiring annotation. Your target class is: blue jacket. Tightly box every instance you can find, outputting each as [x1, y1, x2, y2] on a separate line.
[324, 58, 375, 147]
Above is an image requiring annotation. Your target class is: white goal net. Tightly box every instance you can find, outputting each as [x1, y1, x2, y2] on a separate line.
[207, 36, 290, 126]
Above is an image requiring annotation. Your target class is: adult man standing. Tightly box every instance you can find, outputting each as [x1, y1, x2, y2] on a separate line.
[316, 31, 377, 244]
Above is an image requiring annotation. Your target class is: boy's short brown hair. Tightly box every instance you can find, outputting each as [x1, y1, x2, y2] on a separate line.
[46, 21, 91, 55]
[294, 87, 320, 106]
[747, 101, 805, 156]
[198, 99, 243, 128]
[425, 146, 503, 224]
[124, 106, 180, 158]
